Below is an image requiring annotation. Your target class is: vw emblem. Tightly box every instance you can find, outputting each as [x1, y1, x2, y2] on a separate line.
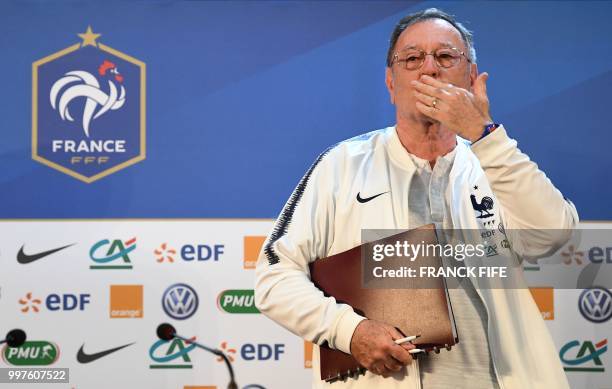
[578, 287, 612, 323]
[162, 283, 199, 320]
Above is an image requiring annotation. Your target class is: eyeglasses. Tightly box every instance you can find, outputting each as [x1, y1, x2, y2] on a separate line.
[392, 47, 470, 70]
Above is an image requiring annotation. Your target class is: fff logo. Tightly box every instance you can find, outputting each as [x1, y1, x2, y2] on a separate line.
[32, 26, 146, 183]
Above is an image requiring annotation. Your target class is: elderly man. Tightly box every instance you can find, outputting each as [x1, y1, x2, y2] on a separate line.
[255, 8, 577, 389]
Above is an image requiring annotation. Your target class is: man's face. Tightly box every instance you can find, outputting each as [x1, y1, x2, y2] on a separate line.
[385, 19, 477, 124]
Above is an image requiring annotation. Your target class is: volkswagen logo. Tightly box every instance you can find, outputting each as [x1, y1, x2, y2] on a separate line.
[162, 283, 199, 320]
[578, 287, 612, 323]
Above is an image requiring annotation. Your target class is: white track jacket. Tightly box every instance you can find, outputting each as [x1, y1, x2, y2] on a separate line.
[255, 125, 578, 389]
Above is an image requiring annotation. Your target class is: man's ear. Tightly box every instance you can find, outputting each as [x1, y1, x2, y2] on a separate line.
[385, 67, 395, 104]
[469, 63, 478, 91]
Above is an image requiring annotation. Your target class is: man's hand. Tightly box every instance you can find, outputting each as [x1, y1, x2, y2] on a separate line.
[350, 319, 415, 377]
[411, 73, 492, 142]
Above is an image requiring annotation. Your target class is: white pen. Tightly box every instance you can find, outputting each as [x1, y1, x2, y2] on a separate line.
[394, 334, 421, 345]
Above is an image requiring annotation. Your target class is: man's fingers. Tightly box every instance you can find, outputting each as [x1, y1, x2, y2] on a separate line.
[416, 101, 441, 121]
[419, 74, 455, 90]
[473, 72, 489, 98]
[352, 321, 417, 378]
[372, 362, 392, 377]
[399, 342, 416, 352]
[383, 325, 414, 365]
[411, 79, 449, 99]
[384, 356, 404, 371]
[413, 91, 438, 108]
[384, 325, 407, 343]
[389, 344, 412, 365]
[414, 91, 448, 111]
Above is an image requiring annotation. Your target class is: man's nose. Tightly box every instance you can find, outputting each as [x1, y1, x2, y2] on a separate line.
[419, 53, 439, 78]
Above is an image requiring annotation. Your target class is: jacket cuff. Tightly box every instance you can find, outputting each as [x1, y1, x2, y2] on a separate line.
[332, 308, 367, 354]
[470, 124, 513, 165]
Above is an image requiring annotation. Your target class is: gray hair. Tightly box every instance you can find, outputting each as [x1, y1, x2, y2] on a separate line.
[386, 8, 477, 66]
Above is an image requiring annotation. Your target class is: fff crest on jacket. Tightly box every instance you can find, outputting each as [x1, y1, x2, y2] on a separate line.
[32, 26, 146, 183]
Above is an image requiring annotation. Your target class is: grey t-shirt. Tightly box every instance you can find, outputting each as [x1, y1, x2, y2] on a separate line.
[406, 149, 499, 389]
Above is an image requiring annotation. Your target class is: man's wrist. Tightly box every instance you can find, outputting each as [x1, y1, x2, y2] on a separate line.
[471, 122, 499, 144]
[335, 310, 367, 354]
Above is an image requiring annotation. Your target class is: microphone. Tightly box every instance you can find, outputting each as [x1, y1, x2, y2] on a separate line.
[0, 329, 27, 348]
[156, 323, 237, 389]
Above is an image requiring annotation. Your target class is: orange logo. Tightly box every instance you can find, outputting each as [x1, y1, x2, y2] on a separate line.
[110, 285, 143, 318]
[243, 236, 266, 269]
[529, 287, 554, 320]
[19, 292, 42, 313]
[304, 341, 313, 368]
[154, 243, 177, 263]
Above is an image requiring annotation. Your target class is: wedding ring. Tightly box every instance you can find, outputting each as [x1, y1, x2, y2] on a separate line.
[432, 98, 438, 108]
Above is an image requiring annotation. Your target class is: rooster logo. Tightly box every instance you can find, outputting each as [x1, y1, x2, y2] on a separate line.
[49, 60, 126, 137]
[470, 194, 494, 218]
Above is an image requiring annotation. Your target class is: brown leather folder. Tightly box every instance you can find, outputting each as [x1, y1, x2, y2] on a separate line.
[309, 224, 458, 383]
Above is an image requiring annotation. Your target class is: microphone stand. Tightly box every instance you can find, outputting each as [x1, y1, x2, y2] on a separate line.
[173, 333, 237, 389]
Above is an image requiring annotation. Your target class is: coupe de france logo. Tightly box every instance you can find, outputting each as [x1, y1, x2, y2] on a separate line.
[32, 26, 146, 183]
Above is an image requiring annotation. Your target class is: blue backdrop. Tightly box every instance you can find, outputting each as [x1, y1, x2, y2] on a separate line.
[1, 0, 610, 219]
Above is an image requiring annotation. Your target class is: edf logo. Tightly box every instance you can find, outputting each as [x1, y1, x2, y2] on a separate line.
[219, 341, 285, 362]
[241, 343, 285, 361]
[181, 244, 224, 261]
[154, 242, 224, 263]
[46, 294, 91, 311]
[19, 292, 91, 313]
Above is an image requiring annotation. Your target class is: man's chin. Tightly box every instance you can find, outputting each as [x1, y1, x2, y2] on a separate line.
[417, 112, 438, 126]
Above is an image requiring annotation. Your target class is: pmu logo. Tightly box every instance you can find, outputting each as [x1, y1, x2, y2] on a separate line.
[162, 283, 199, 320]
[217, 290, 259, 314]
[560, 339, 607, 372]
[1, 341, 59, 366]
[149, 337, 196, 369]
[32, 26, 146, 183]
[90, 237, 136, 269]
[579, 287, 612, 323]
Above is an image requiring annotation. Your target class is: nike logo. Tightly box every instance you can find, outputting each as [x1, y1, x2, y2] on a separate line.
[17, 244, 75, 264]
[77, 342, 135, 364]
[356, 191, 388, 203]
